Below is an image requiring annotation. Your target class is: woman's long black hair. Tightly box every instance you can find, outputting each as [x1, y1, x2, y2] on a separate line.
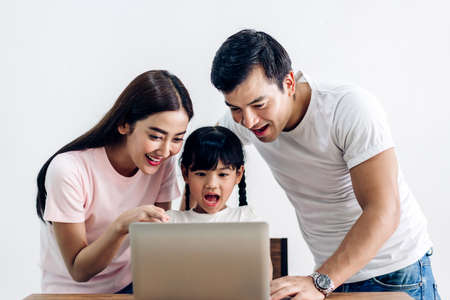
[180, 126, 247, 210]
[36, 70, 194, 222]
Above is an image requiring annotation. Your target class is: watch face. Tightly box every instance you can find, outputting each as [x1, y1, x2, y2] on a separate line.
[317, 274, 331, 289]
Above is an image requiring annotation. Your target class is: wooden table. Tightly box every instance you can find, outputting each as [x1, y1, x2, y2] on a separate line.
[24, 292, 413, 299]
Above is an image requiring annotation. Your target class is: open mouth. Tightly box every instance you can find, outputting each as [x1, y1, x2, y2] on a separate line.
[251, 124, 269, 137]
[145, 154, 162, 166]
[203, 193, 220, 207]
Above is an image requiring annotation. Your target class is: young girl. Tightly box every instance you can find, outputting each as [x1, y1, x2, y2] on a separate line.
[166, 126, 273, 277]
[36, 70, 193, 294]
[167, 125, 258, 223]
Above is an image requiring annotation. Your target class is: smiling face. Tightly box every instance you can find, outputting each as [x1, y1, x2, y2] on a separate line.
[224, 66, 298, 143]
[114, 110, 189, 176]
[183, 161, 244, 214]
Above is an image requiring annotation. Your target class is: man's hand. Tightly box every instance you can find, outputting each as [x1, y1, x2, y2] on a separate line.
[270, 276, 325, 300]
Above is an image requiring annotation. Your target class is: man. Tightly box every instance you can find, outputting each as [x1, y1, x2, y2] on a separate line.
[210, 29, 440, 300]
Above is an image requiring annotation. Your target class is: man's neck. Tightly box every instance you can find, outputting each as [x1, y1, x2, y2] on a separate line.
[284, 82, 311, 131]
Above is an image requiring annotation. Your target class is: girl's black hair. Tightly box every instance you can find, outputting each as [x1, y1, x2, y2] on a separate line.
[180, 126, 247, 210]
[36, 70, 194, 222]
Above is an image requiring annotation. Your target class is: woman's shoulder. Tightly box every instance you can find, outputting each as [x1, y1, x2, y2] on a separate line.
[47, 148, 103, 181]
[51, 148, 101, 167]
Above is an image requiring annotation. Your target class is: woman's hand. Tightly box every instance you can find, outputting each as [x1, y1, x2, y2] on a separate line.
[113, 205, 170, 235]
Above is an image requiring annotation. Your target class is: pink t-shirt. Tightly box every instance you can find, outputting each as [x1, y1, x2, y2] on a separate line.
[40, 147, 180, 293]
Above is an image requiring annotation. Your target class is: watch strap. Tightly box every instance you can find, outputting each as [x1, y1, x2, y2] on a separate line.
[308, 271, 335, 297]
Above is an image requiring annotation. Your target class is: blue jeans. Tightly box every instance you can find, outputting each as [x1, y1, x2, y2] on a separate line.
[115, 282, 133, 294]
[334, 249, 441, 300]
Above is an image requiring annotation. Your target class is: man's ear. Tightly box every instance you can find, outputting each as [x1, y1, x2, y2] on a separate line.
[181, 165, 189, 182]
[284, 71, 296, 97]
[118, 123, 131, 135]
[235, 165, 245, 184]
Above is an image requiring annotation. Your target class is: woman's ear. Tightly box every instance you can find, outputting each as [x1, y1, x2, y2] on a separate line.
[235, 165, 245, 184]
[118, 123, 131, 135]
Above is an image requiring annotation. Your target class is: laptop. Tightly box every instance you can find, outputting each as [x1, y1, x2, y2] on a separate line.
[129, 222, 270, 300]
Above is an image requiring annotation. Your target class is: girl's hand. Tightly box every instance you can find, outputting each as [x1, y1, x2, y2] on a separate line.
[114, 205, 170, 235]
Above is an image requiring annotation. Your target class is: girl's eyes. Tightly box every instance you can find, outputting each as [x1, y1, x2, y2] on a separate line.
[173, 137, 184, 143]
[192, 172, 230, 177]
[230, 107, 240, 112]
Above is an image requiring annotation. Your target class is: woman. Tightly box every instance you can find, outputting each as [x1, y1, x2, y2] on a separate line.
[36, 70, 193, 293]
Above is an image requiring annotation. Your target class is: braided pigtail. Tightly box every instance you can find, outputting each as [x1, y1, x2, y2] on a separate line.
[185, 183, 191, 210]
[238, 171, 247, 206]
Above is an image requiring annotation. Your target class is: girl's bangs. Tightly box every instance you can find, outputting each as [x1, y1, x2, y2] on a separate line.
[189, 140, 240, 171]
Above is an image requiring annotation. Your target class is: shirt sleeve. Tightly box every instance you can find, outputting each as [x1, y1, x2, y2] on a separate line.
[44, 153, 87, 223]
[241, 205, 263, 222]
[217, 111, 253, 145]
[155, 157, 181, 203]
[332, 87, 395, 169]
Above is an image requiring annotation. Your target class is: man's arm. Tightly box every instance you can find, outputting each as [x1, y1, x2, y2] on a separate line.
[270, 148, 401, 300]
[316, 147, 400, 284]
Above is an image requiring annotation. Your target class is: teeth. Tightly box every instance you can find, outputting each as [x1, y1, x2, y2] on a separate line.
[146, 154, 161, 162]
[254, 124, 267, 131]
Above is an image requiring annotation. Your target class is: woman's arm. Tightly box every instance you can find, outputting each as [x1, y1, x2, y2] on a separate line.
[53, 205, 169, 282]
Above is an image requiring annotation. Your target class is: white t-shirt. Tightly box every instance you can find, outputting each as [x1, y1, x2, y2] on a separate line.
[167, 206, 260, 223]
[40, 147, 179, 293]
[219, 72, 432, 283]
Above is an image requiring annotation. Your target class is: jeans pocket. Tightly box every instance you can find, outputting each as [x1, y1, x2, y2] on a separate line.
[372, 262, 422, 291]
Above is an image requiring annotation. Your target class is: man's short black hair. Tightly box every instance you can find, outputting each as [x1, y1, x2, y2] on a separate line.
[211, 29, 292, 93]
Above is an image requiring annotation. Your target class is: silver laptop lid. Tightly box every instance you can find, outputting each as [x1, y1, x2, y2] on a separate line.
[130, 222, 270, 300]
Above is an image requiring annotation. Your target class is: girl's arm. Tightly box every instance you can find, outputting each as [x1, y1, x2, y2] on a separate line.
[53, 205, 169, 282]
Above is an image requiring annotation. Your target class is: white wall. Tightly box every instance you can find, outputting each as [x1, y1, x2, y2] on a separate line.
[3, 1, 449, 299]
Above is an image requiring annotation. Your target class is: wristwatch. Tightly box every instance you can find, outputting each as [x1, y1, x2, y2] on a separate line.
[309, 271, 335, 297]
